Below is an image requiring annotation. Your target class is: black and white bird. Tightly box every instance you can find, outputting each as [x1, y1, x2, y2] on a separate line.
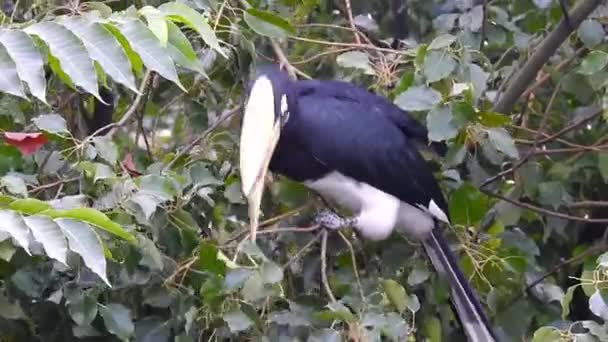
[239, 64, 496, 342]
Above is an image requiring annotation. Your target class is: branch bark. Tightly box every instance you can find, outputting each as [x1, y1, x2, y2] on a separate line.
[492, 0, 601, 114]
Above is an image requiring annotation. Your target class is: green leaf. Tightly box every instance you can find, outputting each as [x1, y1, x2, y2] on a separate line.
[33, 113, 68, 134]
[91, 136, 118, 164]
[260, 260, 283, 284]
[241, 272, 267, 302]
[55, 218, 109, 286]
[24, 22, 101, 101]
[44, 208, 135, 243]
[94, 163, 115, 182]
[114, 19, 185, 90]
[224, 268, 253, 291]
[336, 51, 374, 75]
[1, 174, 26, 196]
[166, 21, 205, 74]
[407, 265, 430, 286]
[159, 2, 226, 57]
[0, 29, 47, 103]
[59, 17, 138, 93]
[578, 51, 608, 76]
[531, 327, 561, 342]
[478, 111, 511, 127]
[22, 215, 67, 264]
[223, 309, 253, 332]
[422, 316, 442, 342]
[244, 8, 296, 38]
[197, 241, 226, 276]
[598, 152, 608, 183]
[428, 34, 457, 50]
[451, 101, 476, 127]
[0, 41, 25, 98]
[139, 6, 168, 46]
[68, 295, 98, 326]
[448, 183, 489, 226]
[315, 302, 356, 323]
[0, 209, 31, 254]
[381, 279, 407, 313]
[99, 303, 134, 340]
[561, 284, 578, 319]
[427, 106, 458, 142]
[578, 19, 604, 48]
[487, 127, 519, 159]
[423, 50, 457, 82]
[394, 86, 442, 111]
[589, 289, 608, 320]
[9, 198, 51, 215]
[538, 181, 563, 209]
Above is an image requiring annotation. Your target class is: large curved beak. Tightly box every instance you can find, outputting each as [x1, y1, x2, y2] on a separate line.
[239, 76, 281, 242]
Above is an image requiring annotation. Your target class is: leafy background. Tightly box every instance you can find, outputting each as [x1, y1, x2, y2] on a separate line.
[0, 0, 607, 341]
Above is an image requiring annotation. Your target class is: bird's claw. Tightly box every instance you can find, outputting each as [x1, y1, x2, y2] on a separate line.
[314, 209, 353, 230]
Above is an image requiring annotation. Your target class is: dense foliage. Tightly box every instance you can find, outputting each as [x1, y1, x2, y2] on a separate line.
[0, 0, 607, 341]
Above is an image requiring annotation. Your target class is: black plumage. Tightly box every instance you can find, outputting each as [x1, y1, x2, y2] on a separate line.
[240, 64, 497, 342]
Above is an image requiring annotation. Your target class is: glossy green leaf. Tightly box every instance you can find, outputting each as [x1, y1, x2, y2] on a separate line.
[44, 208, 135, 243]
[381, 279, 407, 313]
[0, 29, 47, 103]
[140, 6, 168, 47]
[394, 86, 442, 111]
[244, 8, 296, 38]
[0, 42, 25, 98]
[60, 17, 138, 93]
[24, 22, 101, 101]
[99, 303, 134, 340]
[578, 51, 608, 76]
[0, 209, 31, 254]
[23, 215, 68, 264]
[114, 19, 185, 90]
[159, 2, 225, 57]
[448, 182, 489, 226]
[9, 198, 51, 215]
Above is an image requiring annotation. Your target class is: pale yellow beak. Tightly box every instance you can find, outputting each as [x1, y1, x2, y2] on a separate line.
[239, 75, 281, 241]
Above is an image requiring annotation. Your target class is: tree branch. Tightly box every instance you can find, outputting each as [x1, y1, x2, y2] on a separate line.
[492, 0, 601, 114]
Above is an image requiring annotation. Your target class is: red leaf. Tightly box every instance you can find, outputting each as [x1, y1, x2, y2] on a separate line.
[122, 153, 142, 176]
[4, 132, 48, 155]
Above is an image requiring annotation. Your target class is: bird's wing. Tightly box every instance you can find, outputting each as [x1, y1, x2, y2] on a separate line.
[296, 79, 447, 155]
[292, 89, 448, 214]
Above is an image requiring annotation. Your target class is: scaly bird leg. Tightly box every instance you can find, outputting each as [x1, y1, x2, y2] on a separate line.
[314, 208, 357, 230]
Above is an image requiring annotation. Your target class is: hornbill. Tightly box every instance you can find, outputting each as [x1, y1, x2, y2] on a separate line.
[239, 64, 496, 342]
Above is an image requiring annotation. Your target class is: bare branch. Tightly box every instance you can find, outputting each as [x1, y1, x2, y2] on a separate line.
[107, 70, 153, 138]
[493, 0, 601, 114]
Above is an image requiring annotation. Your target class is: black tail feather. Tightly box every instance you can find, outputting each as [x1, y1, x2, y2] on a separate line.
[422, 228, 496, 342]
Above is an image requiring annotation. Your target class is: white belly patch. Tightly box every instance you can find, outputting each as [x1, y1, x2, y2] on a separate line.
[304, 171, 436, 240]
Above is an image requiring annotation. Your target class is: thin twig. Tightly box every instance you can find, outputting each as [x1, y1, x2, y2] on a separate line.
[270, 40, 312, 80]
[163, 105, 241, 171]
[321, 230, 337, 303]
[283, 231, 323, 270]
[29, 176, 81, 193]
[507, 240, 607, 308]
[288, 36, 410, 55]
[566, 201, 608, 208]
[107, 70, 153, 137]
[481, 188, 608, 223]
[520, 47, 586, 99]
[343, 0, 361, 45]
[337, 231, 365, 303]
[536, 103, 602, 145]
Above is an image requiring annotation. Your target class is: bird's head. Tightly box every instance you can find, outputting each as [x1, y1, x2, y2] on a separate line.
[239, 64, 295, 241]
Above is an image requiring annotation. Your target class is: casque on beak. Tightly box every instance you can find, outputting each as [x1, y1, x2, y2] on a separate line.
[239, 75, 281, 242]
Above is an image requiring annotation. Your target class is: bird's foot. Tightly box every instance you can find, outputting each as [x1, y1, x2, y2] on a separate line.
[314, 209, 355, 230]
